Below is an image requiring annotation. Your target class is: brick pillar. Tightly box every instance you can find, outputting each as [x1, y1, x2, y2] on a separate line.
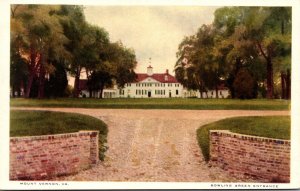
[89, 131, 99, 165]
[209, 130, 220, 162]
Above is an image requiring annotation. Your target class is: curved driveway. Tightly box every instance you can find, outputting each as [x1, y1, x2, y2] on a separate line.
[12, 108, 289, 182]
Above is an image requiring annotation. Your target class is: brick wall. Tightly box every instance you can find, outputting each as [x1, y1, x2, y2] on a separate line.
[10, 131, 99, 180]
[210, 130, 290, 183]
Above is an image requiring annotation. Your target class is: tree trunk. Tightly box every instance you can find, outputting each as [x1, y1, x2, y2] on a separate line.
[25, 74, 34, 98]
[215, 85, 219, 99]
[17, 87, 21, 97]
[89, 89, 93, 98]
[86, 70, 92, 98]
[199, 89, 203, 99]
[12, 85, 16, 98]
[25, 47, 40, 98]
[73, 67, 81, 98]
[257, 41, 274, 99]
[281, 71, 286, 99]
[38, 56, 46, 99]
[286, 69, 291, 99]
[98, 82, 105, 99]
[38, 74, 45, 98]
[99, 85, 104, 99]
[266, 57, 274, 99]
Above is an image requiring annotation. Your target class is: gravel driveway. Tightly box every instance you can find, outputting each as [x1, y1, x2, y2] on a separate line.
[12, 108, 289, 182]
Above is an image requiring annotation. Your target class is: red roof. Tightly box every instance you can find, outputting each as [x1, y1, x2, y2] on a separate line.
[78, 72, 179, 91]
[136, 73, 178, 83]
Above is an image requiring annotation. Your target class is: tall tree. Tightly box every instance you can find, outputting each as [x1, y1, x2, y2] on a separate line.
[87, 42, 137, 98]
[213, 7, 291, 99]
[175, 25, 225, 98]
[10, 41, 28, 97]
[11, 5, 69, 98]
[84, 24, 110, 97]
[242, 7, 291, 99]
[266, 7, 291, 99]
[44, 57, 68, 98]
[175, 36, 199, 94]
[60, 5, 89, 98]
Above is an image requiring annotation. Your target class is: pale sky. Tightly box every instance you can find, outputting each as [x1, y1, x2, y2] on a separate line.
[84, 6, 218, 75]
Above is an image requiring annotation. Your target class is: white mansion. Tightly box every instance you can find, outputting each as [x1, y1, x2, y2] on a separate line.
[79, 66, 229, 98]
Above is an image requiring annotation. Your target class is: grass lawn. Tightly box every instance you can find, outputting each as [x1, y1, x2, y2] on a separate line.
[10, 110, 108, 160]
[10, 98, 290, 110]
[197, 116, 291, 161]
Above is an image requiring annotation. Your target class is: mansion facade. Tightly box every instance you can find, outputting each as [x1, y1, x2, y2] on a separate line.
[79, 66, 229, 99]
[119, 66, 183, 98]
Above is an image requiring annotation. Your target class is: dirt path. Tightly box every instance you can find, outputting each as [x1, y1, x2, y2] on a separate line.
[12, 108, 289, 182]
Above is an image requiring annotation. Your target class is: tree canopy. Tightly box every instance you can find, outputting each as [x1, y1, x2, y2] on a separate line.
[175, 6, 291, 99]
[10, 5, 137, 98]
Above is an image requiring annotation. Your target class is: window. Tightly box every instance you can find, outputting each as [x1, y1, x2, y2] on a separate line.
[136, 90, 138, 95]
[176, 90, 178, 95]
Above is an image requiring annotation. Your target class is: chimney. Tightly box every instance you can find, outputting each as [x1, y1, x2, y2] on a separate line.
[147, 65, 153, 76]
[166, 69, 169, 74]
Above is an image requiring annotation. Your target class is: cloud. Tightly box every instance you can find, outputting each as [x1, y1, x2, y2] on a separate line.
[84, 6, 218, 74]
